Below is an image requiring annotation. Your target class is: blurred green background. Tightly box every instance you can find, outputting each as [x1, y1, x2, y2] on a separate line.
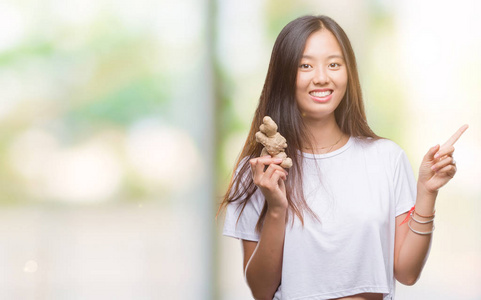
[0, 0, 479, 299]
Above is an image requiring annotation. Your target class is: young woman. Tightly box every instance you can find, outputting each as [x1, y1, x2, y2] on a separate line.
[219, 15, 467, 300]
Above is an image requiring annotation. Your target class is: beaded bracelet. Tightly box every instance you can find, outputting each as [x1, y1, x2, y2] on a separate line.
[414, 209, 435, 218]
[410, 211, 435, 224]
[408, 219, 435, 235]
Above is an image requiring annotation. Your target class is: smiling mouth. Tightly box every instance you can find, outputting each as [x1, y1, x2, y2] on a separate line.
[309, 90, 332, 97]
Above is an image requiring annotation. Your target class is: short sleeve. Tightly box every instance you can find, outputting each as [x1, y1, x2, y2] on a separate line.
[222, 190, 264, 242]
[222, 159, 265, 242]
[393, 150, 416, 216]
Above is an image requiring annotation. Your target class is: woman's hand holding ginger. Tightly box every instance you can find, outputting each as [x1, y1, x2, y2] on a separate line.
[418, 124, 468, 194]
[250, 156, 288, 210]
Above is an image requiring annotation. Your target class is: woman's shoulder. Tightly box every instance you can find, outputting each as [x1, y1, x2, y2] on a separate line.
[350, 137, 411, 173]
[352, 136, 406, 157]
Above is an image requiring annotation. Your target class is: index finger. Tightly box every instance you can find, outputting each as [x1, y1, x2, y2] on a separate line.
[250, 155, 281, 170]
[442, 124, 469, 147]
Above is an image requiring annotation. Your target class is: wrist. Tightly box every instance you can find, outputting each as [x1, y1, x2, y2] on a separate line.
[266, 203, 288, 217]
[417, 182, 439, 198]
[416, 183, 437, 216]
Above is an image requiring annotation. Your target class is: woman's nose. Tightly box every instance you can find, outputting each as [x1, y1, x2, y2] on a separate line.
[313, 68, 329, 85]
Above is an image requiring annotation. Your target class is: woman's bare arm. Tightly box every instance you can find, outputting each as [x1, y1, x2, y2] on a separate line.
[394, 188, 435, 285]
[242, 206, 286, 299]
[242, 156, 289, 299]
[394, 125, 468, 285]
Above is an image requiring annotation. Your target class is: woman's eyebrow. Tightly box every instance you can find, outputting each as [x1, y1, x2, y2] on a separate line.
[301, 54, 345, 60]
[327, 54, 344, 60]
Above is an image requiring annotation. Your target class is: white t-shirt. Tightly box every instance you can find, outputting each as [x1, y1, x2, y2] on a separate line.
[223, 137, 416, 300]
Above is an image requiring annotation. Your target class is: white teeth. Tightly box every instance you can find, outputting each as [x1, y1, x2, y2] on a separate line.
[310, 90, 332, 97]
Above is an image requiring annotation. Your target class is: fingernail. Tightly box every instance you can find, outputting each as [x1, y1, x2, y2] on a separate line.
[434, 153, 439, 159]
[431, 165, 436, 171]
[274, 158, 283, 163]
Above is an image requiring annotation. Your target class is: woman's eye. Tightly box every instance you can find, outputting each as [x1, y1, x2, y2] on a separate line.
[329, 63, 341, 68]
[299, 64, 311, 69]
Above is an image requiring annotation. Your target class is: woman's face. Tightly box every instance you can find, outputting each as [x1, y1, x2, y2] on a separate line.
[295, 29, 348, 122]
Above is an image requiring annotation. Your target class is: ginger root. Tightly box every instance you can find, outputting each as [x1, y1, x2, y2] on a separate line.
[255, 116, 293, 168]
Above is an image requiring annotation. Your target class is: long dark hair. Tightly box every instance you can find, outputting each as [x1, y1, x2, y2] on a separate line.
[218, 15, 380, 232]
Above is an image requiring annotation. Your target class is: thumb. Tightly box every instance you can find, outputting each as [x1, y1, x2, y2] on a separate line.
[424, 144, 440, 161]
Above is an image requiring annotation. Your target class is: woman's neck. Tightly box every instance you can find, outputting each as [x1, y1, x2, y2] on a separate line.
[303, 116, 348, 153]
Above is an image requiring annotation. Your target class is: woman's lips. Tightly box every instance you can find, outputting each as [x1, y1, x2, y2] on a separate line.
[309, 91, 333, 103]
